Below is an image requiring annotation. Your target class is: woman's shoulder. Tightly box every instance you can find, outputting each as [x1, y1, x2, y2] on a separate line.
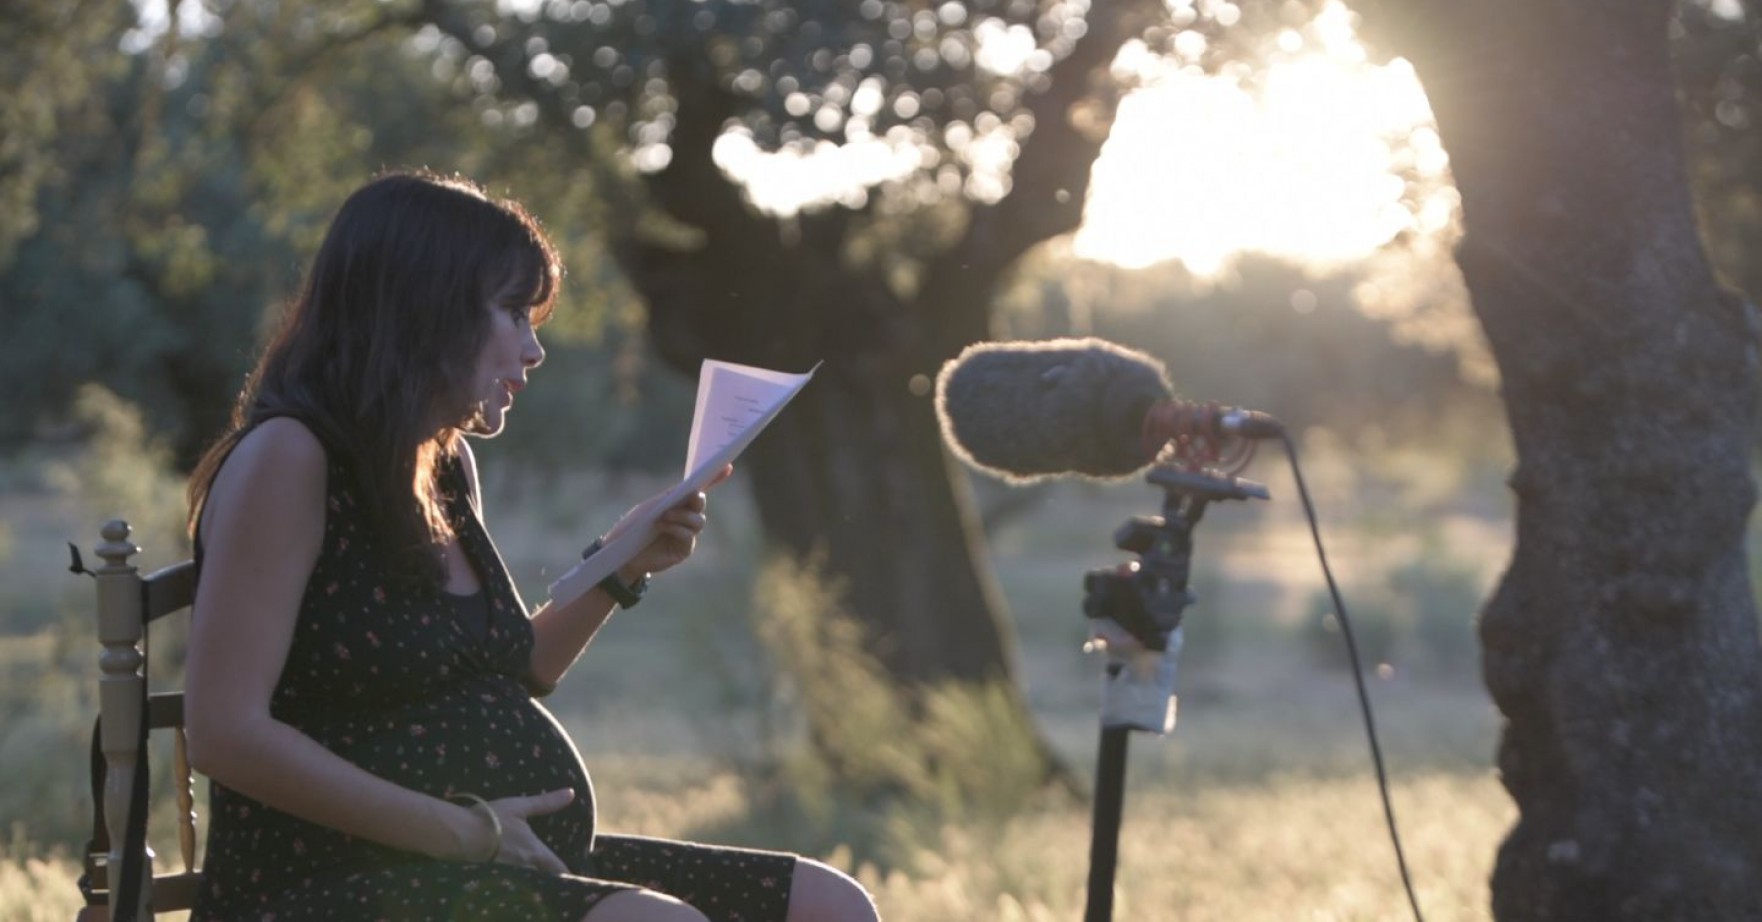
[198, 418, 330, 558]
[210, 418, 330, 508]
[236, 416, 330, 470]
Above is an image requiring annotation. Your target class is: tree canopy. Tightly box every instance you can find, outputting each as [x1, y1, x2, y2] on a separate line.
[5, 0, 1755, 456]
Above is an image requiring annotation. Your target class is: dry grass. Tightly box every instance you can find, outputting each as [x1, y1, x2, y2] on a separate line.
[527, 756, 1514, 920]
[0, 848, 86, 922]
[858, 772, 1510, 922]
[6, 765, 1507, 921]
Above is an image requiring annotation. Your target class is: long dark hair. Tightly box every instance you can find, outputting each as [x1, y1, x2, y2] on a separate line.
[189, 170, 560, 586]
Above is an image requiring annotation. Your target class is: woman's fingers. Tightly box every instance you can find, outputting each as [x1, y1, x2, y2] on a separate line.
[662, 507, 707, 531]
[649, 496, 708, 542]
[657, 516, 704, 546]
[490, 789, 575, 874]
[615, 484, 724, 575]
[502, 827, 568, 874]
[529, 841, 569, 875]
[506, 788, 575, 818]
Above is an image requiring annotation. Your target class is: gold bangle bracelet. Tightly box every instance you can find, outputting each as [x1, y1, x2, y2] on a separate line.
[449, 793, 502, 863]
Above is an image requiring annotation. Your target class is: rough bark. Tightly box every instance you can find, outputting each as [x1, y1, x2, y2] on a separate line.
[1360, 1, 1762, 917]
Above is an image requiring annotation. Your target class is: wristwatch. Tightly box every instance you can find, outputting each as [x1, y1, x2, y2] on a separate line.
[597, 569, 648, 608]
[582, 538, 649, 609]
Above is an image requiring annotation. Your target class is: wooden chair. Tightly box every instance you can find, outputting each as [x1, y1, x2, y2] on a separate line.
[75, 519, 201, 921]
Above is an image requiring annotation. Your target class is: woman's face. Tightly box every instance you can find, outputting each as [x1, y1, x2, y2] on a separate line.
[461, 291, 546, 437]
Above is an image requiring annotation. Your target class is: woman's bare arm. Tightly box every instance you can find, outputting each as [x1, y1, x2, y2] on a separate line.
[525, 482, 722, 689]
[455, 442, 725, 690]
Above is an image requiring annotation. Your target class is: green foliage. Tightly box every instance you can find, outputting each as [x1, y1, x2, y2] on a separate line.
[0, 403, 203, 864]
[0, 7, 311, 458]
[45, 384, 189, 569]
[0, 0, 135, 265]
[1675, 2, 1762, 301]
[0, 630, 96, 852]
[742, 552, 1050, 859]
[0, 0, 648, 469]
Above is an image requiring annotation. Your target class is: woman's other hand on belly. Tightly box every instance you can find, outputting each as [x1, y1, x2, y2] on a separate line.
[450, 787, 578, 874]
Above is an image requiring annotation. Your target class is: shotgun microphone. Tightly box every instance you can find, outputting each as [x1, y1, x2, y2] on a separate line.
[933, 337, 1283, 482]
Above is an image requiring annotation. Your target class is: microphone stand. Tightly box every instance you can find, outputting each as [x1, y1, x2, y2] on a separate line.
[1081, 466, 1268, 922]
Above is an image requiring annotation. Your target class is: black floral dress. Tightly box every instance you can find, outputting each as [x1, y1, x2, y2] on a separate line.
[191, 443, 795, 921]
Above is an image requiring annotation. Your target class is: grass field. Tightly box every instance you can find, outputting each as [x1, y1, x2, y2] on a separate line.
[0, 439, 1519, 921]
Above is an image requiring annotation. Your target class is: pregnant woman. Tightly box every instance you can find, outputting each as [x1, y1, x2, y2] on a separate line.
[182, 171, 878, 922]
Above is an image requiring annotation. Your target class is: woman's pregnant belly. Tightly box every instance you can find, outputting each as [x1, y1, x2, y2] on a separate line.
[306, 678, 598, 870]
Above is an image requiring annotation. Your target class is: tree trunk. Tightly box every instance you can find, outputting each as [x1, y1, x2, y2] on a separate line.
[602, 1, 1160, 691]
[739, 349, 1019, 685]
[618, 206, 1020, 687]
[421, 0, 1162, 773]
[1364, 1, 1762, 916]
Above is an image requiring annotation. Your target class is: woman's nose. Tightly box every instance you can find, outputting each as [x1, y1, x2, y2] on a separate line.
[523, 330, 545, 369]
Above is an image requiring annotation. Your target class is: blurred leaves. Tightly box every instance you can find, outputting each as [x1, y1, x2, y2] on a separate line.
[0, 0, 134, 264]
[746, 552, 1047, 838]
[1676, 0, 1762, 301]
[46, 384, 189, 566]
[0, 0, 639, 467]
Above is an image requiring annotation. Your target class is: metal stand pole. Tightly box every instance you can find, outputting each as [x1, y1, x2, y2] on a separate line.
[1085, 723, 1131, 922]
[1079, 468, 1269, 922]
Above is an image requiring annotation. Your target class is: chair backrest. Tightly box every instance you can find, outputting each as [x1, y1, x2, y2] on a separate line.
[77, 519, 200, 921]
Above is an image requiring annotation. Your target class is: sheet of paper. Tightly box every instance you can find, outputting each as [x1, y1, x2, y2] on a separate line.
[686, 361, 814, 478]
[547, 359, 818, 608]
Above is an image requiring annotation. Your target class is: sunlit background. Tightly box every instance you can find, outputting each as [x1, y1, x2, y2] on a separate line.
[1076, 7, 1450, 273]
[713, 1, 1456, 278]
[126, 0, 1458, 280]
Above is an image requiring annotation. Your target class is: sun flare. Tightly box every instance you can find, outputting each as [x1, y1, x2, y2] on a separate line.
[1074, 33, 1450, 274]
[710, 3, 1455, 277]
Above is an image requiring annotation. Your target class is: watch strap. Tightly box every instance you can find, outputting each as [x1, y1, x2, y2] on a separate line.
[597, 569, 648, 608]
[581, 537, 648, 608]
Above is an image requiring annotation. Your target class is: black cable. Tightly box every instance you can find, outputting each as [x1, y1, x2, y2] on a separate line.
[1278, 431, 1427, 922]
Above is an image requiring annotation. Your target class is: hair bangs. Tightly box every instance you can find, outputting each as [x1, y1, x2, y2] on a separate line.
[518, 239, 562, 326]
[489, 199, 562, 327]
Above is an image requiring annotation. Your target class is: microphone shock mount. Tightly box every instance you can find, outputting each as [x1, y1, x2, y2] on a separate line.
[1141, 401, 1270, 475]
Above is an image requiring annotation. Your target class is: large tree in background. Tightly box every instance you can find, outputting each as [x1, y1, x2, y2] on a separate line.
[1357, 0, 1762, 916]
[413, 0, 1219, 704]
